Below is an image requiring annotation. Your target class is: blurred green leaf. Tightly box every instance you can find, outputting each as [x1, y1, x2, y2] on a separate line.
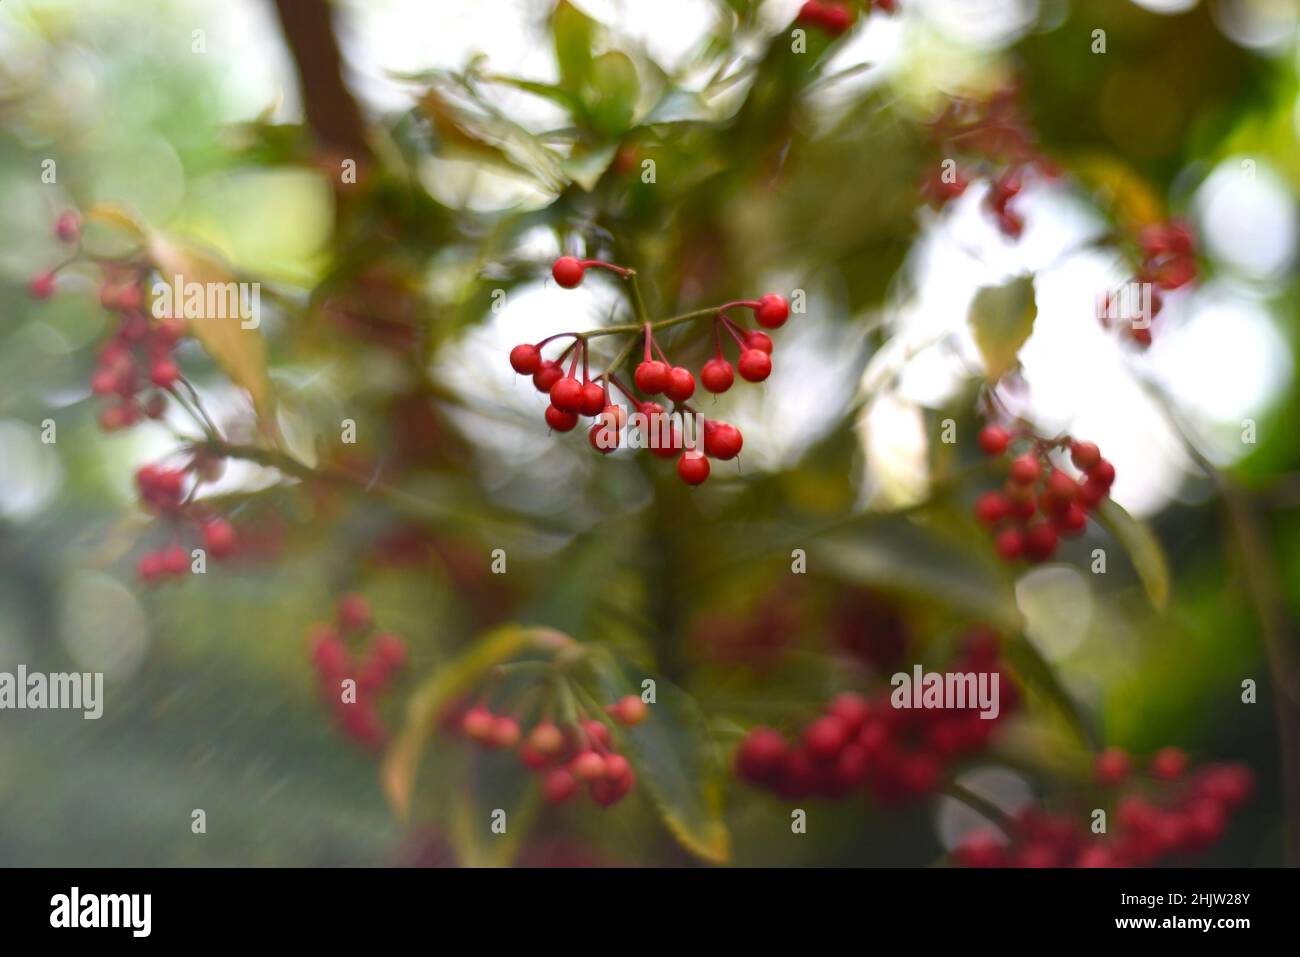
[969, 276, 1038, 382]
[1096, 498, 1170, 611]
[588, 655, 730, 864]
[562, 142, 619, 191]
[553, 0, 596, 94]
[589, 51, 639, 137]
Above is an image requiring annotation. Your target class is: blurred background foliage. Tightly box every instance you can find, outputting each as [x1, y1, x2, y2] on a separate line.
[1, 0, 1297, 865]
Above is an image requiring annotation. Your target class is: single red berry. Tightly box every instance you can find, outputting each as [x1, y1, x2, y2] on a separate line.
[634, 360, 671, 394]
[581, 719, 612, 750]
[549, 376, 583, 412]
[1089, 458, 1116, 489]
[1151, 746, 1188, 781]
[612, 695, 647, 726]
[1056, 503, 1087, 536]
[552, 256, 585, 288]
[542, 768, 579, 803]
[461, 706, 495, 743]
[1070, 440, 1101, 471]
[1076, 479, 1106, 509]
[29, 272, 56, 300]
[533, 360, 563, 393]
[202, 518, 236, 558]
[544, 404, 578, 432]
[1095, 747, 1132, 786]
[803, 714, 849, 762]
[974, 491, 1008, 526]
[603, 752, 632, 783]
[828, 693, 871, 733]
[1043, 469, 1077, 508]
[492, 716, 522, 749]
[589, 422, 619, 454]
[737, 349, 772, 383]
[162, 545, 189, 576]
[978, 425, 1010, 456]
[371, 632, 408, 670]
[954, 831, 1006, 868]
[745, 330, 774, 354]
[528, 721, 565, 757]
[665, 367, 696, 403]
[599, 403, 628, 431]
[1009, 454, 1041, 486]
[995, 527, 1024, 561]
[579, 382, 607, 416]
[677, 450, 710, 485]
[735, 727, 788, 784]
[518, 743, 549, 769]
[570, 750, 607, 782]
[56, 210, 81, 243]
[149, 359, 180, 389]
[754, 293, 789, 329]
[138, 551, 165, 582]
[703, 421, 743, 461]
[1023, 522, 1059, 562]
[337, 593, 372, 633]
[509, 343, 541, 375]
[700, 357, 734, 393]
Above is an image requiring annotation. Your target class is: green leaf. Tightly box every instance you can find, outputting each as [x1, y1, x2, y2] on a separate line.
[487, 76, 583, 116]
[552, 0, 595, 94]
[446, 749, 542, 867]
[587, 656, 731, 864]
[381, 625, 576, 820]
[968, 275, 1037, 382]
[561, 142, 619, 192]
[588, 51, 639, 137]
[1095, 498, 1170, 611]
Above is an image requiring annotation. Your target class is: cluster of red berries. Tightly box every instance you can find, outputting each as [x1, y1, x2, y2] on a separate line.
[29, 212, 189, 431]
[972, 425, 1115, 564]
[955, 749, 1254, 868]
[308, 594, 409, 750]
[444, 694, 648, 808]
[921, 87, 1059, 239]
[134, 461, 238, 583]
[1099, 218, 1198, 349]
[796, 0, 898, 35]
[508, 257, 784, 485]
[736, 629, 1016, 803]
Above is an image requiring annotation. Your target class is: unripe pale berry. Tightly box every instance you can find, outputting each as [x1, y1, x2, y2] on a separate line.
[552, 256, 585, 288]
[700, 357, 734, 393]
[492, 715, 521, 749]
[754, 293, 789, 329]
[510, 344, 541, 375]
[462, 706, 495, 743]
[528, 721, 565, 756]
[571, 750, 606, 782]
[737, 349, 772, 383]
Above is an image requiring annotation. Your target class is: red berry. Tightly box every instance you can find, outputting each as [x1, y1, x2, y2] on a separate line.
[803, 715, 849, 762]
[533, 361, 563, 393]
[589, 422, 619, 454]
[828, 693, 871, 733]
[1089, 458, 1116, 489]
[462, 706, 495, 743]
[202, 518, 236, 558]
[492, 716, 521, 749]
[603, 752, 632, 783]
[162, 545, 189, 575]
[544, 404, 578, 432]
[1151, 746, 1188, 781]
[1076, 479, 1106, 509]
[528, 721, 565, 757]
[149, 359, 180, 389]
[542, 768, 578, 803]
[1070, 440, 1101, 471]
[735, 727, 788, 784]
[955, 831, 1006, 868]
[612, 695, 647, 726]
[581, 719, 612, 750]
[29, 272, 56, 300]
[1095, 747, 1132, 786]
[549, 376, 583, 412]
[974, 491, 1008, 526]
[995, 528, 1024, 561]
[138, 551, 165, 582]
[338, 593, 372, 632]
[664, 366, 696, 403]
[1023, 522, 1058, 562]
[737, 349, 772, 383]
[978, 425, 1010, 456]
[509, 343, 541, 375]
[1056, 503, 1087, 536]
[1043, 469, 1077, 509]
[677, 450, 710, 485]
[1009, 454, 1041, 486]
[700, 357, 734, 393]
[371, 632, 408, 670]
[745, 331, 774, 354]
[754, 293, 789, 329]
[56, 210, 81, 243]
[571, 750, 606, 782]
[703, 421, 743, 461]
[552, 256, 585, 288]
[143, 394, 167, 419]
[579, 382, 607, 416]
[634, 360, 671, 394]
